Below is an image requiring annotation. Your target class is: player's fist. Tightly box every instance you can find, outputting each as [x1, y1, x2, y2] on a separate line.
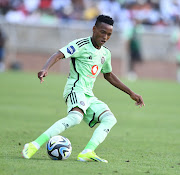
[130, 92, 145, 108]
[38, 70, 48, 83]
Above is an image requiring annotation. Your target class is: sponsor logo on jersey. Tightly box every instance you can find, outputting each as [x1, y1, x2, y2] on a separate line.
[87, 75, 95, 78]
[91, 65, 98, 75]
[67, 45, 75, 55]
[101, 57, 105, 64]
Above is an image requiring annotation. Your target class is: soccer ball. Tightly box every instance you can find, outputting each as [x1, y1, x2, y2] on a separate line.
[47, 135, 72, 160]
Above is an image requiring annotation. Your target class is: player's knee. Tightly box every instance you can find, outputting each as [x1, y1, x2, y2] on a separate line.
[67, 111, 83, 125]
[110, 114, 117, 127]
[100, 111, 117, 127]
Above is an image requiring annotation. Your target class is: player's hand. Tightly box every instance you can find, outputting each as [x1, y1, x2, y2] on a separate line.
[130, 92, 145, 108]
[38, 69, 48, 83]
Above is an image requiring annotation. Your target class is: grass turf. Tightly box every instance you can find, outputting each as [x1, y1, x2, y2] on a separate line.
[0, 71, 180, 175]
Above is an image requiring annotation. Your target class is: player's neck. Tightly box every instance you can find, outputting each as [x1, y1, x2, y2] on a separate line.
[91, 37, 101, 50]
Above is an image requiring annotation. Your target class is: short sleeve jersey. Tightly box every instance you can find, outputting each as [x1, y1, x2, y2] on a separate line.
[59, 36, 112, 97]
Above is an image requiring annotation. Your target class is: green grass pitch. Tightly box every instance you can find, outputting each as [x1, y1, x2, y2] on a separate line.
[0, 71, 180, 175]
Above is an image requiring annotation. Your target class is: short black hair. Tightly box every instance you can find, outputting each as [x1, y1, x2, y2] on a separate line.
[95, 15, 114, 26]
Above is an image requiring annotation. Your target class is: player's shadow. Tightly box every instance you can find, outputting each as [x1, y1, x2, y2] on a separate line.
[0, 155, 90, 163]
[0, 155, 49, 161]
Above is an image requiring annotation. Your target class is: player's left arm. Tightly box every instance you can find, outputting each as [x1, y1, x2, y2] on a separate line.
[103, 72, 145, 108]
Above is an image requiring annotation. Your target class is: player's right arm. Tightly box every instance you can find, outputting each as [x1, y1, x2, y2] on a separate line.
[38, 51, 65, 83]
[38, 38, 81, 83]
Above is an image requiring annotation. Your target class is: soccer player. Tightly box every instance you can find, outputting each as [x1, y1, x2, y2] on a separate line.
[22, 15, 145, 163]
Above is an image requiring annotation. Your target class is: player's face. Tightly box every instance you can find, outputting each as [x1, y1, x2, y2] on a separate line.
[92, 22, 113, 49]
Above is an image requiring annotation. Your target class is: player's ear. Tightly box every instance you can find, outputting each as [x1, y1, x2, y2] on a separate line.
[93, 26, 96, 33]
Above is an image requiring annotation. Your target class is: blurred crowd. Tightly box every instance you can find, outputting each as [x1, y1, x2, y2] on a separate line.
[1, 0, 180, 80]
[0, 0, 180, 27]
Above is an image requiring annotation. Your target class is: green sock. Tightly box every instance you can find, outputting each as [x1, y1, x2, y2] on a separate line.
[34, 133, 49, 147]
[84, 111, 117, 152]
[84, 123, 108, 151]
[84, 141, 98, 151]
[33, 111, 83, 147]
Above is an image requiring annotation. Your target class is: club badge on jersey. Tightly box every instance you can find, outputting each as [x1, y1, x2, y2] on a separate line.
[67, 46, 76, 55]
[101, 57, 105, 64]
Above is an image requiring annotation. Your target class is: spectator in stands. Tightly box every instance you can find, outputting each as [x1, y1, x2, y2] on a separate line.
[51, 0, 72, 20]
[23, 0, 40, 14]
[39, 0, 52, 11]
[83, 0, 99, 20]
[98, 0, 121, 23]
[71, 0, 85, 20]
[0, 0, 9, 15]
[160, 0, 180, 24]
[0, 28, 6, 72]
[5, 0, 26, 23]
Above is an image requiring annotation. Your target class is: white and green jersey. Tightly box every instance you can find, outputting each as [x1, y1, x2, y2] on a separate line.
[59, 36, 112, 98]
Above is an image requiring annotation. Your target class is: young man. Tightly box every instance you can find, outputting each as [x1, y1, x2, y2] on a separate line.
[22, 15, 145, 163]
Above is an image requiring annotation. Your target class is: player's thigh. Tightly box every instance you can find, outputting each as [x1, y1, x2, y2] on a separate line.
[65, 91, 89, 114]
[84, 98, 110, 128]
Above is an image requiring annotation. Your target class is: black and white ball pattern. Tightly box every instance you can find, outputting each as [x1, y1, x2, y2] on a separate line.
[47, 135, 72, 160]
